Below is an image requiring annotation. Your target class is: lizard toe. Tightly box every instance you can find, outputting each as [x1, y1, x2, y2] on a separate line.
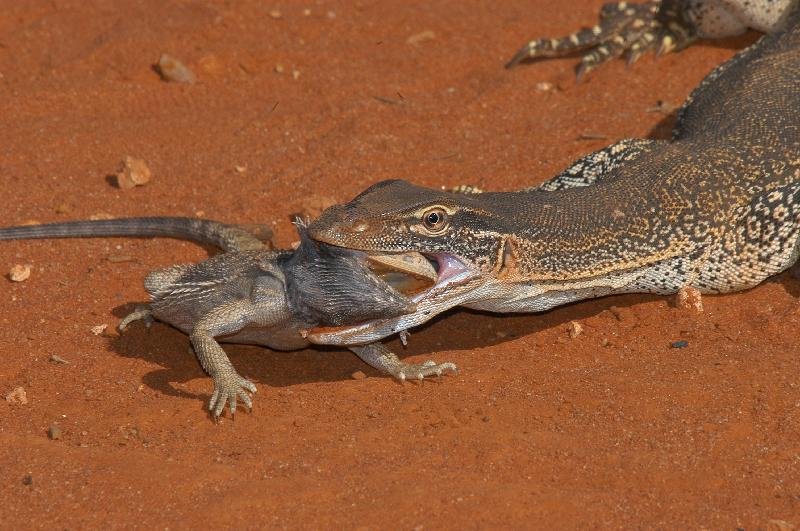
[209, 373, 255, 419]
[394, 360, 458, 381]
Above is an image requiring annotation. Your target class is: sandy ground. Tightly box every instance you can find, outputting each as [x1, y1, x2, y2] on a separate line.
[1, 0, 798, 528]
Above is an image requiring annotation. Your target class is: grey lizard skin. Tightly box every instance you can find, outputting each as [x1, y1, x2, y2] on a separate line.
[1, 217, 456, 417]
[306, 6, 800, 348]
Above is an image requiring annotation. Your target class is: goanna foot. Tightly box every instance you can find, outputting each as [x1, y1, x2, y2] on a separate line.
[118, 305, 154, 331]
[209, 372, 257, 419]
[506, 0, 697, 79]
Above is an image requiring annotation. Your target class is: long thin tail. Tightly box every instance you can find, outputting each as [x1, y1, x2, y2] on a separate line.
[0, 217, 272, 252]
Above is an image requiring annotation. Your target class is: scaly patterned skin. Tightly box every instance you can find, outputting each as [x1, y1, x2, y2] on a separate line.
[306, 9, 800, 346]
[506, 0, 796, 78]
[0, 217, 272, 252]
[1, 217, 456, 418]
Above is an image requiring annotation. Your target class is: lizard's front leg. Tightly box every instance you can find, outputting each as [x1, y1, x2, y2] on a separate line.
[349, 343, 457, 381]
[190, 293, 288, 418]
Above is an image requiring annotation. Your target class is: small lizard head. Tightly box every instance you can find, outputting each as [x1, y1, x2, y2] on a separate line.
[308, 179, 503, 270]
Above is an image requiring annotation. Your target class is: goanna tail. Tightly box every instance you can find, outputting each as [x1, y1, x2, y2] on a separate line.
[0, 217, 272, 252]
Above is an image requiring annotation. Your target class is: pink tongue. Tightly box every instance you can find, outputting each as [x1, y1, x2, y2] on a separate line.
[435, 254, 467, 282]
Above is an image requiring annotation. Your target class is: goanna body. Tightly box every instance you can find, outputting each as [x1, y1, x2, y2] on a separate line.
[484, 18, 800, 311]
[311, 12, 800, 319]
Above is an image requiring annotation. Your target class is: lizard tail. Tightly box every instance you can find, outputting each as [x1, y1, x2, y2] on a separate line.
[0, 217, 272, 252]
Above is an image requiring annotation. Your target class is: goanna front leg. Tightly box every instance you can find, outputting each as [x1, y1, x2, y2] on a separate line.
[349, 343, 457, 381]
[506, 0, 697, 78]
[527, 138, 659, 192]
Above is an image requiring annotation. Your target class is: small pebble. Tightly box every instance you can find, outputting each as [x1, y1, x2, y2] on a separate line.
[116, 156, 152, 190]
[676, 286, 704, 312]
[48, 424, 62, 440]
[8, 264, 32, 282]
[406, 30, 435, 46]
[274, 64, 285, 74]
[5, 386, 28, 405]
[89, 212, 114, 220]
[351, 371, 366, 380]
[568, 320, 583, 339]
[91, 324, 108, 336]
[22, 475, 33, 486]
[535, 82, 553, 92]
[49, 354, 70, 364]
[609, 306, 627, 321]
[671, 340, 689, 349]
[269, 9, 282, 18]
[155, 54, 196, 83]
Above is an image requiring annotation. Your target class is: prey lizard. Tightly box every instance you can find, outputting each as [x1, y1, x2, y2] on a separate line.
[1, 217, 455, 417]
[506, 0, 797, 78]
[305, 7, 800, 347]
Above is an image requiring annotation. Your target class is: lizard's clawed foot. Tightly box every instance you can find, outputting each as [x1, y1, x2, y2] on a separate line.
[506, 0, 696, 79]
[209, 372, 257, 418]
[390, 360, 458, 381]
[118, 305, 154, 331]
[350, 343, 458, 383]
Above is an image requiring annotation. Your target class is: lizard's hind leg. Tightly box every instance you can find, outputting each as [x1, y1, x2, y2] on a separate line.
[118, 304, 155, 331]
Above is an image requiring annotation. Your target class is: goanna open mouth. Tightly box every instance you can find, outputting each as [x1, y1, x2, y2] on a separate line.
[306, 251, 477, 341]
[366, 251, 438, 297]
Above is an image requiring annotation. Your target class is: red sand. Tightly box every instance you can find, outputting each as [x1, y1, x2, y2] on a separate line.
[1, 1, 797, 527]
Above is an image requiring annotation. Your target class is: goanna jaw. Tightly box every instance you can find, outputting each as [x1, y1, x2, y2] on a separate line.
[306, 206, 504, 345]
[305, 252, 488, 346]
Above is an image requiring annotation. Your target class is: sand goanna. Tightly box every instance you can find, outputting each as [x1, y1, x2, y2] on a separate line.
[1, 217, 456, 417]
[304, 7, 800, 349]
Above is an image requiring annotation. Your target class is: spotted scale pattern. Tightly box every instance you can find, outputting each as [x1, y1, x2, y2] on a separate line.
[532, 139, 658, 192]
[507, 0, 796, 77]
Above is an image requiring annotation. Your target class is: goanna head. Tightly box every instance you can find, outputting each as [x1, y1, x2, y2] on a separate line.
[307, 179, 508, 275]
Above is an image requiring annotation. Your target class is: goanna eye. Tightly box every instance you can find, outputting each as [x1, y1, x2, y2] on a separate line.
[422, 207, 448, 233]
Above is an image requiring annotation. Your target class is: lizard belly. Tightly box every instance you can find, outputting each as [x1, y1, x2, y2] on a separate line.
[221, 322, 312, 351]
